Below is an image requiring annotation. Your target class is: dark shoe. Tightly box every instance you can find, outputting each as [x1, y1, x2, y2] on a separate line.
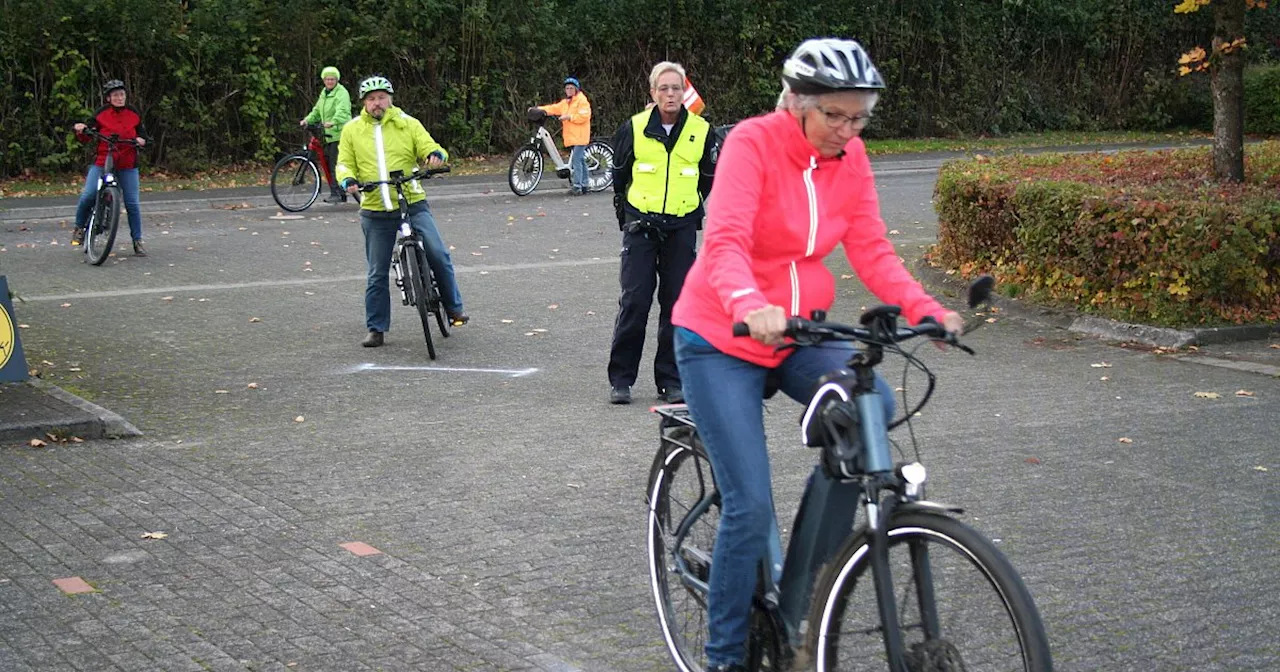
[658, 386, 684, 404]
[324, 192, 345, 204]
[610, 386, 632, 405]
[71, 228, 85, 246]
[132, 240, 148, 257]
[447, 312, 469, 327]
[361, 330, 384, 347]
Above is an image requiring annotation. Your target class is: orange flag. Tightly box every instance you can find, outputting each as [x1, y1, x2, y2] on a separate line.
[683, 77, 705, 115]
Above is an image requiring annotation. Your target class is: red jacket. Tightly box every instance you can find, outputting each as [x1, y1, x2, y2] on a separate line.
[672, 110, 947, 368]
[76, 105, 147, 170]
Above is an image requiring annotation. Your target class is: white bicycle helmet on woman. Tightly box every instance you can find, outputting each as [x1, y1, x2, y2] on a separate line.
[781, 38, 885, 94]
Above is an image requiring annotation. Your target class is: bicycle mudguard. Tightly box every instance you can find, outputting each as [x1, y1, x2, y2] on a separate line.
[895, 500, 964, 515]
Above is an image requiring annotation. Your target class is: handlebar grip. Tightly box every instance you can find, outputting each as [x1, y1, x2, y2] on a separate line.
[423, 166, 451, 176]
[732, 323, 750, 337]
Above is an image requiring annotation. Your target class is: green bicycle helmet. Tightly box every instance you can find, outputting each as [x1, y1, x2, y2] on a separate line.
[358, 75, 394, 98]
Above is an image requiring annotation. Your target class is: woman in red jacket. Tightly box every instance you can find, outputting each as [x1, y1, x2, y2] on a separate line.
[71, 80, 149, 256]
[669, 38, 964, 672]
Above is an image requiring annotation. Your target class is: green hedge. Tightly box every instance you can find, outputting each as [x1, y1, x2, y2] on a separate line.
[932, 142, 1280, 327]
[1245, 65, 1280, 135]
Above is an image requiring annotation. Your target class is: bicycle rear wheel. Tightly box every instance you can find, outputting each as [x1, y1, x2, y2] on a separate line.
[807, 512, 1052, 672]
[401, 244, 436, 359]
[584, 140, 614, 192]
[270, 154, 320, 212]
[648, 433, 719, 672]
[418, 246, 450, 339]
[508, 145, 543, 196]
[86, 185, 122, 266]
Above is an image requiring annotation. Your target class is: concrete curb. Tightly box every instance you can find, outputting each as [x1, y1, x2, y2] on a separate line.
[25, 377, 143, 440]
[913, 259, 1280, 347]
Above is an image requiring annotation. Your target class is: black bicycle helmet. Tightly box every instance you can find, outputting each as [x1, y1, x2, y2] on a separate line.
[781, 38, 884, 95]
[102, 79, 126, 96]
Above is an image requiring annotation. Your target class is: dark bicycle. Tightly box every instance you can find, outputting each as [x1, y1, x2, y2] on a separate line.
[357, 167, 451, 359]
[270, 123, 359, 212]
[646, 277, 1052, 672]
[76, 127, 141, 265]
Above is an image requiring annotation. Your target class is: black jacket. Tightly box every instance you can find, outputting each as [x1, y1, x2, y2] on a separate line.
[611, 106, 717, 231]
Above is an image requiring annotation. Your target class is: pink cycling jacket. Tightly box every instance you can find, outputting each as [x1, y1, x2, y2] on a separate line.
[672, 110, 947, 368]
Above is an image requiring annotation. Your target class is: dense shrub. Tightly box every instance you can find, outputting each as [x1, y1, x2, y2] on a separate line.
[1244, 65, 1280, 135]
[932, 142, 1280, 327]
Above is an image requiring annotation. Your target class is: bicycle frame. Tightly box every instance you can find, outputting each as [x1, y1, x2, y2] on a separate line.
[305, 124, 337, 188]
[530, 124, 570, 171]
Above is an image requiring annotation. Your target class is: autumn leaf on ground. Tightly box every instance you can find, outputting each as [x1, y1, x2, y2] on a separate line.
[1235, 390, 1255, 397]
[1090, 362, 1112, 368]
[1024, 457, 1041, 464]
[214, 390, 229, 394]
[139, 531, 168, 540]
[500, 319, 514, 324]
[247, 383, 259, 389]
[840, 274, 855, 280]
[547, 304, 559, 310]
[249, 317, 262, 323]
[1118, 437, 1134, 444]
[531, 328, 548, 333]
[60, 303, 71, 308]
[294, 416, 305, 423]
[1254, 466, 1269, 472]
[29, 439, 46, 447]
[161, 296, 174, 301]
[1193, 391, 1221, 399]
[1270, 344, 1280, 350]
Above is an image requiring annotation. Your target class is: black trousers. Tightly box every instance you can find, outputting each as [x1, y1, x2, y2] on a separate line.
[608, 224, 697, 392]
[323, 141, 341, 194]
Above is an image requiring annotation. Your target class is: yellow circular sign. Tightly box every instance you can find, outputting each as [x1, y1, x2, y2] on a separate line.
[0, 298, 14, 370]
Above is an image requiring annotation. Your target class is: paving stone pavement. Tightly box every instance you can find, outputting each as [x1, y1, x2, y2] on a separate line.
[1, 154, 1277, 671]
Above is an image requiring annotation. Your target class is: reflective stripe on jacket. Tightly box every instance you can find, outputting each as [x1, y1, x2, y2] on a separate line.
[626, 108, 710, 218]
[334, 106, 448, 212]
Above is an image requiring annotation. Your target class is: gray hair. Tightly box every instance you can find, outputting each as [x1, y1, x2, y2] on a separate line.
[649, 61, 687, 90]
[776, 81, 878, 114]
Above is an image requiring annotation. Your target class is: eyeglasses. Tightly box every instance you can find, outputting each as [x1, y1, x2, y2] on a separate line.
[655, 84, 685, 94]
[817, 106, 872, 131]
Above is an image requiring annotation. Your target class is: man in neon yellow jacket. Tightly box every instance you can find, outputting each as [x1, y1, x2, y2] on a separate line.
[336, 75, 468, 348]
[300, 66, 352, 203]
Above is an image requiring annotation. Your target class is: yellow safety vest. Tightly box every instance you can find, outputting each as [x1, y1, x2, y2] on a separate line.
[626, 108, 710, 217]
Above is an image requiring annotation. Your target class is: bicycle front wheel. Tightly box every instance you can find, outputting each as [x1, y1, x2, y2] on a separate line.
[508, 145, 543, 196]
[86, 185, 122, 265]
[807, 512, 1052, 672]
[270, 154, 320, 212]
[648, 435, 719, 672]
[401, 245, 436, 359]
[584, 140, 614, 192]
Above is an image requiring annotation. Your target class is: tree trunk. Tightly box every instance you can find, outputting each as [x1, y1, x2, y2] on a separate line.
[1211, 0, 1246, 183]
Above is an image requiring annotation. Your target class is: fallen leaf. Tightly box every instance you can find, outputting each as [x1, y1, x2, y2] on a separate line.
[501, 319, 514, 324]
[531, 328, 548, 333]
[548, 304, 559, 310]
[139, 531, 168, 540]
[1118, 437, 1133, 444]
[214, 390, 229, 394]
[1024, 457, 1041, 464]
[1235, 390, 1255, 397]
[1100, 376, 1110, 381]
[888, 229, 901, 235]
[17, 324, 29, 328]
[985, 317, 997, 323]
[1090, 362, 1112, 368]
[294, 416, 305, 423]
[249, 317, 262, 323]
[1269, 344, 1280, 350]
[247, 383, 259, 389]
[1193, 391, 1221, 399]
[840, 274, 855, 280]
[60, 303, 71, 308]
[471, 252, 483, 256]
[29, 439, 46, 447]
[1254, 466, 1269, 472]
[586, 310, 596, 316]
[68, 367, 81, 372]
[71, 437, 84, 443]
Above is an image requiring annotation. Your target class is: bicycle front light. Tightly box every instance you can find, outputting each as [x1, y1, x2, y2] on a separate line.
[898, 462, 927, 499]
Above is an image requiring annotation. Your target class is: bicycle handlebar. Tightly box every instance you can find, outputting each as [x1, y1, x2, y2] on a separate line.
[77, 127, 143, 147]
[357, 166, 451, 192]
[732, 316, 971, 353]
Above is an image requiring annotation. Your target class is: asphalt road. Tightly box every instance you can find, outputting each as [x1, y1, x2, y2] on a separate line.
[1, 155, 1277, 671]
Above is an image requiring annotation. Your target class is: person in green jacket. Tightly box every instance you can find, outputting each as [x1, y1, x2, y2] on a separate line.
[299, 65, 352, 203]
[336, 75, 468, 348]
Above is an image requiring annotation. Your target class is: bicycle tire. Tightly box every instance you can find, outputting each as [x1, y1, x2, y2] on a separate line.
[418, 246, 450, 339]
[648, 435, 719, 672]
[584, 140, 614, 192]
[508, 145, 543, 196]
[402, 244, 436, 359]
[86, 184, 122, 265]
[270, 154, 320, 212]
[806, 512, 1052, 672]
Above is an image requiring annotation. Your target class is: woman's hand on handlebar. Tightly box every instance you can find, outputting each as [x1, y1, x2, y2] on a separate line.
[743, 305, 788, 346]
[73, 123, 87, 134]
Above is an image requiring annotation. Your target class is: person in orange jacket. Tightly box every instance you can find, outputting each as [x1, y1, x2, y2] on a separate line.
[535, 77, 592, 195]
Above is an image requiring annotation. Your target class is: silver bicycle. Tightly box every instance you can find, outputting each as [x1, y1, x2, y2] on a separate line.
[507, 107, 613, 196]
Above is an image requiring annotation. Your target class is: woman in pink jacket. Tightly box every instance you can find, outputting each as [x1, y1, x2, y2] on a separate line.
[670, 38, 964, 671]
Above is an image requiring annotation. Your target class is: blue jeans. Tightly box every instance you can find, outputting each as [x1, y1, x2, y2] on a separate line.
[74, 166, 143, 241]
[361, 201, 464, 333]
[569, 144, 588, 191]
[674, 326, 895, 667]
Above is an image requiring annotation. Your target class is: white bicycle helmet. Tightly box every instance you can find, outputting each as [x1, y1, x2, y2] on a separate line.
[782, 38, 884, 94]
[358, 75, 394, 99]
